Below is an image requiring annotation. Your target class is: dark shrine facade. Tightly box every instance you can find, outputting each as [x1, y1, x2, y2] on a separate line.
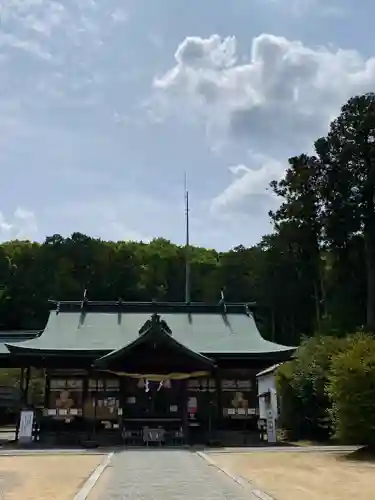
[3, 300, 294, 447]
[37, 365, 260, 446]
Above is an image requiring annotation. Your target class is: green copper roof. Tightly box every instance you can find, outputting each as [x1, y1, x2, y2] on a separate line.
[5, 301, 295, 357]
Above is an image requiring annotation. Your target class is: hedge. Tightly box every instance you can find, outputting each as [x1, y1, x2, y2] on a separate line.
[326, 333, 375, 445]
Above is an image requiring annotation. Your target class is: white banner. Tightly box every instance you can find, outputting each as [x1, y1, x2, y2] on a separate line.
[18, 410, 34, 443]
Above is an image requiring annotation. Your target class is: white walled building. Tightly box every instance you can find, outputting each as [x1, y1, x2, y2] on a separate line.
[257, 363, 280, 442]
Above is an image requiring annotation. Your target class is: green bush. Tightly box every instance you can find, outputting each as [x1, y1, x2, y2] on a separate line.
[276, 335, 350, 441]
[276, 360, 303, 440]
[326, 333, 375, 445]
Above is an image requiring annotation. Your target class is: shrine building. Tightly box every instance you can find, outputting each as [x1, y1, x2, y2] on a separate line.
[0, 299, 294, 446]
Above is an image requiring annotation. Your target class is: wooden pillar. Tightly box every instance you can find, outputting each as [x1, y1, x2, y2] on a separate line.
[15, 367, 25, 441]
[19, 367, 25, 401]
[37, 370, 50, 443]
[92, 374, 98, 439]
[82, 371, 89, 439]
[119, 376, 126, 412]
[15, 366, 31, 443]
[44, 370, 50, 411]
[215, 368, 222, 428]
[182, 379, 189, 445]
[119, 376, 126, 440]
[24, 367, 31, 406]
[208, 400, 213, 444]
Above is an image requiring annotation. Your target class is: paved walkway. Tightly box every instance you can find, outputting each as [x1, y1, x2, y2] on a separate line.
[92, 449, 257, 500]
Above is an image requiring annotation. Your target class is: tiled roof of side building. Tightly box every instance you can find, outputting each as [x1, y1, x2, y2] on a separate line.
[4, 301, 296, 357]
[256, 363, 281, 377]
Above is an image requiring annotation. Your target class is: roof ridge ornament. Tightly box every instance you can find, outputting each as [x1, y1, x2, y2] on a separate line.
[218, 288, 227, 315]
[151, 312, 172, 334]
[151, 311, 160, 325]
[138, 312, 172, 336]
[81, 289, 88, 309]
[244, 304, 253, 317]
[139, 319, 152, 335]
[160, 319, 172, 335]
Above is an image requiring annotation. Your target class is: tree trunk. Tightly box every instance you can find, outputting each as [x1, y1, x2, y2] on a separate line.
[271, 309, 276, 342]
[364, 157, 375, 332]
[364, 228, 375, 332]
[313, 280, 321, 334]
[319, 260, 327, 323]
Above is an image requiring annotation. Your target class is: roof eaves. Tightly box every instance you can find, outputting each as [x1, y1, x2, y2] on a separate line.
[4, 343, 106, 357]
[256, 363, 282, 377]
[0, 330, 41, 337]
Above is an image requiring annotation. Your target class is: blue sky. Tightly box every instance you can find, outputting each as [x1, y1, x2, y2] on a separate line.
[0, 0, 374, 250]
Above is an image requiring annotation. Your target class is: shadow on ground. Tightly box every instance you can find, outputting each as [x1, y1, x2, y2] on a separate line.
[341, 446, 375, 464]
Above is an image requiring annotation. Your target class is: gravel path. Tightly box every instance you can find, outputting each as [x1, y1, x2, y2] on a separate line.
[92, 449, 257, 500]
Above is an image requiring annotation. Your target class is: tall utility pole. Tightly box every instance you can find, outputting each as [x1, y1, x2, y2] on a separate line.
[184, 173, 191, 303]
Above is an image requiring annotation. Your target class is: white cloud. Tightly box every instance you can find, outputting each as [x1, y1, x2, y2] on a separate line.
[0, 32, 52, 60]
[50, 196, 166, 244]
[155, 33, 375, 147]
[0, 215, 12, 235]
[0, 207, 38, 241]
[0, 0, 138, 178]
[110, 8, 128, 24]
[210, 154, 283, 215]
[154, 33, 375, 216]
[109, 221, 150, 243]
[262, 0, 345, 17]
[267, 0, 316, 14]
[0, 0, 130, 103]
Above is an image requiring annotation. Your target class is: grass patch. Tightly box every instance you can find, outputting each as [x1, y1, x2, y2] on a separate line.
[209, 450, 375, 500]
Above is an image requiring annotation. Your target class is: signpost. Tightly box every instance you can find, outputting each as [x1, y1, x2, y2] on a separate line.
[18, 409, 35, 444]
[266, 408, 276, 443]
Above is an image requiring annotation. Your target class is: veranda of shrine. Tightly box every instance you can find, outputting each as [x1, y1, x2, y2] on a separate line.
[0, 298, 294, 446]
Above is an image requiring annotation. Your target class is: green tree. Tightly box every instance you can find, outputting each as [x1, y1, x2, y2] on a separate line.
[270, 154, 324, 333]
[277, 335, 350, 440]
[258, 225, 316, 343]
[327, 333, 375, 444]
[315, 93, 375, 331]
